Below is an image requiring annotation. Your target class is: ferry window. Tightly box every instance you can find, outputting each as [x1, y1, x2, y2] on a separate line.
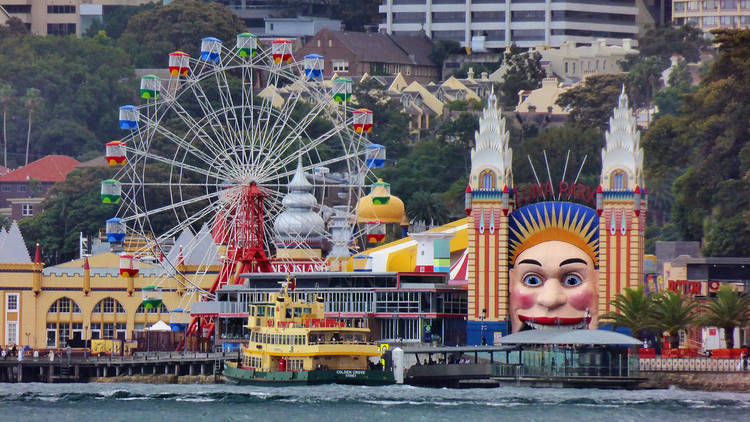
[270, 307, 275, 317]
[294, 308, 302, 317]
[304, 308, 311, 314]
[250, 307, 255, 316]
[256, 307, 265, 317]
[286, 308, 292, 318]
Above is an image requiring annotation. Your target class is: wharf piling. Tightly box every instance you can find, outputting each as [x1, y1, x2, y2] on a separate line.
[0, 351, 230, 383]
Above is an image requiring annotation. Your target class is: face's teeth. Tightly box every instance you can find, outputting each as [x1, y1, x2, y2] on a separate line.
[527, 320, 587, 330]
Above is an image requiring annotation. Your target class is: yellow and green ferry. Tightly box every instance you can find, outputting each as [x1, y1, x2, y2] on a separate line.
[223, 278, 394, 386]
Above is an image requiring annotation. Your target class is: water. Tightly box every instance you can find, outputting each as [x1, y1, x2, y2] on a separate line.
[1, 383, 748, 421]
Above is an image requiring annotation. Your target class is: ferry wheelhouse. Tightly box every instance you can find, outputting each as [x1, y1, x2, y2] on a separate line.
[223, 279, 394, 385]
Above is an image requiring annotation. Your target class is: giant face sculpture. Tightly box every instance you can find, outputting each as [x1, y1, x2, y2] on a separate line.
[507, 202, 599, 332]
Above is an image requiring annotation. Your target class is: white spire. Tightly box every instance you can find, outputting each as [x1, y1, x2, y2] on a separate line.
[274, 156, 324, 246]
[470, 91, 513, 189]
[0, 221, 31, 263]
[601, 86, 644, 189]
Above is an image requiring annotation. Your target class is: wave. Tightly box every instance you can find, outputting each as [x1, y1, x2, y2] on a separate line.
[1, 386, 749, 411]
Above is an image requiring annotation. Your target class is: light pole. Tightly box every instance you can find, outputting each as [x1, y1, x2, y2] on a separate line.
[480, 309, 487, 346]
[24, 331, 30, 347]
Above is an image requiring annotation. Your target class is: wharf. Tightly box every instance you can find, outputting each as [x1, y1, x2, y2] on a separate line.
[0, 351, 232, 383]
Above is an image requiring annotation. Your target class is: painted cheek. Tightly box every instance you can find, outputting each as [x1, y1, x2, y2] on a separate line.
[568, 288, 594, 310]
[511, 289, 536, 310]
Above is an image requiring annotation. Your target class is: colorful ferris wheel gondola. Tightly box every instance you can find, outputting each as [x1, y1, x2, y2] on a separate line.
[140, 74, 160, 99]
[332, 77, 352, 103]
[200, 37, 222, 63]
[105, 218, 126, 243]
[271, 38, 293, 63]
[120, 254, 140, 277]
[352, 108, 373, 133]
[365, 220, 386, 244]
[168, 51, 190, 76]
[105, 141, 127, 166]
[236, 33, 258, 58]
[365, 144, 386, 168]
[118, 105, 138, 130]
[304, 54, 324, 80]
[100, 179, 122, 204]
[141, 285, 163, 309]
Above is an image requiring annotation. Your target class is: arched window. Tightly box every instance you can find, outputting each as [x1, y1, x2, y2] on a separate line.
[611, 170, 627, 190]
[479, 169, 496, 189]
[48, 297, 81, 314]
[565, 62, 568, 73]
[93, 297, 125, 314]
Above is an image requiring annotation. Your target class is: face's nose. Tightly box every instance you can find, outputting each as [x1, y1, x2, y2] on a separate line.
[536, 278, 567, 310]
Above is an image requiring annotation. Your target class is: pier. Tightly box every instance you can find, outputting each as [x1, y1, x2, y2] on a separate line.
[0, 351, 232, 383]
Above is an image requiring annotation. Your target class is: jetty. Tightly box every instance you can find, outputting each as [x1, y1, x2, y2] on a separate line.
[0, 351, 232, 383]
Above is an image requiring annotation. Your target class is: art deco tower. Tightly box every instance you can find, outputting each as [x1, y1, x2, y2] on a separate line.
[598, 87, 647, 315]
[465, 92, 514, 343]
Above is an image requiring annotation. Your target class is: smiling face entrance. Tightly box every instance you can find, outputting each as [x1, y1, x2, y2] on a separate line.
[509, 240, 598, 332]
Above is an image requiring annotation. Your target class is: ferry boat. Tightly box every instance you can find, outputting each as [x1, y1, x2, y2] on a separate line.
[223, 277, 394, 386]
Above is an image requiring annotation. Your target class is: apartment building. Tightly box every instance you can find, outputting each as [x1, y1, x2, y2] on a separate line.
[0, 0, 156, 36]
[379, 0, 643, 50]
[672, 0, 750, 30]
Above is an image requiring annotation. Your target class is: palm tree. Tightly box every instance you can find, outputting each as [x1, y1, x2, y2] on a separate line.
[698, 285, 750, 349]
[0, 82, 14, 169]
[650, 290, 700, 349]
[22, 87, 41, 165]
[601, 286, 654, 341]
[406, 191, 449, 227]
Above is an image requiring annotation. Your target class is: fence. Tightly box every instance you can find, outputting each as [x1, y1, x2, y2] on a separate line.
[640, 357, 746, 372]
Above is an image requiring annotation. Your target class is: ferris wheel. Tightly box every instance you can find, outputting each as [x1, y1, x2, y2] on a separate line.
[101, 34, 384, 306]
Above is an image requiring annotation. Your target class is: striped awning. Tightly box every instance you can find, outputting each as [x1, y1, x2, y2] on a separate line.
[449, 248, 468, 282]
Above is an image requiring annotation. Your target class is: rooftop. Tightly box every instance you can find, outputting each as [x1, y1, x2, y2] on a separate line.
[0, 155, 80, 183]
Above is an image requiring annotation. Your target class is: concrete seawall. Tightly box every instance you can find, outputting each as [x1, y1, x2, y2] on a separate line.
[641, 371, 750, 392]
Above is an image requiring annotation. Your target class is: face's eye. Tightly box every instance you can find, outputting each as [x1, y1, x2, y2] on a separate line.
[522, 274, 543, 287]
[563, 274, 583, 287]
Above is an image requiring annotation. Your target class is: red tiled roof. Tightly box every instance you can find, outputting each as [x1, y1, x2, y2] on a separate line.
[0, 155, 81, 182]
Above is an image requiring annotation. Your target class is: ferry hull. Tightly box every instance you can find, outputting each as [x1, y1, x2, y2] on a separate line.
[223, 363, 394, 386]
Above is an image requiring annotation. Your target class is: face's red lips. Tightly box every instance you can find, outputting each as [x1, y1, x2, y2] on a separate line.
[518, 315, 587, 325]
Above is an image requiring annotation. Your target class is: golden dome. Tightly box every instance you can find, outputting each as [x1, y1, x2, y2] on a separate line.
[356, 182, 405, 223]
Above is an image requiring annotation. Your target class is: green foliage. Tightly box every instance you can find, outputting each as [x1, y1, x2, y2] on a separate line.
[0, 214, 9, 231]
[335, 0, 382, 31]
[556, 74, 626, 131]
[429, 40, 461, 76]
[511, 125, 603, 190]
[436, 112, 479, 148]
[697, 285, 750, 349]
[352, 79, 411, 159]
[499, 46, 545, 107]
[376, 138, 469, 211]
[406, 191, 450, 226]
[601, 286, 654, 340]
[0, 33, 134, 166]
[625, 56, 667, 109]
[85, 3, 158, 39]
[635, 24, 710, 64]
[0, 17, 29, 37]
[19, 167, 114, 265]
[650, 290, 699, 348]
[119, 0, 246, 68]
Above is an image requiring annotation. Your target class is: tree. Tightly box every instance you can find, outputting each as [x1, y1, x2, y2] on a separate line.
[119, 0, 246, 67]
[352, 79, 411, 159]
[698, 285, 750, 349]
[499, 45, 545, 107]
[650, 290, 699, 348]
[19, 167, 114, 264]
[21, 87, 41, 165]
[436, 112, 479, 148]
[626, 56, 667, 112]
[636, 24, 710, 64]
[406, 191, 450, 226]
[601, 286, 654, 341]
[0, 81, 13, 169]
[555, 73, 626, 131]
[429, 40, 461, 79]
[0, 17, 29, 37]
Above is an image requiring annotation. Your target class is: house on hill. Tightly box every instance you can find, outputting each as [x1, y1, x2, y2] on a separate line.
[295, 28, 440, 84]
[0, 155, 80, 220]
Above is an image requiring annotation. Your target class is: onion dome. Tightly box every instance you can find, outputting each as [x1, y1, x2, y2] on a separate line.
[356, 179, 405, 223]
[274, 157, 324, 247]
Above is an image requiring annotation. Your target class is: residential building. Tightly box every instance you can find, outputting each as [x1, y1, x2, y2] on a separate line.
[515, 77, 570, 113]
[379, 0, 644, 50]
[672, 0, 750, 30]
[0, 0, 157, 36]
[536, 38, 637, 83]
[0, 155, 80, 219]
[295, 28, 440, 84]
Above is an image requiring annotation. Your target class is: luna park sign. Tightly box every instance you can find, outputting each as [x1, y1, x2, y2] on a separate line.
[514, 182, 597, 207]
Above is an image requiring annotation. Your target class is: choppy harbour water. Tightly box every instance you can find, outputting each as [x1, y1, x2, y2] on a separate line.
[1, 383, 748, 421]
